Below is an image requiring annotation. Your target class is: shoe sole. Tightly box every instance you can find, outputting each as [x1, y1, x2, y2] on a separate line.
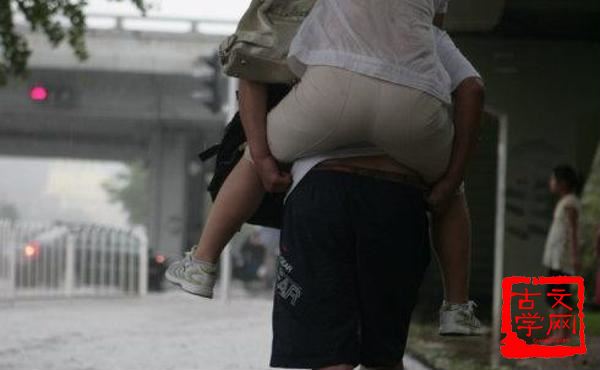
[165, 270, 214, 299]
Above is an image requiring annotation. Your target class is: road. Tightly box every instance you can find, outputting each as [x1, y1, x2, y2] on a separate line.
[0, 289, 429, 370]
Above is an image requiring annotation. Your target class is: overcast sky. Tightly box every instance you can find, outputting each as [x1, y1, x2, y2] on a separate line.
[0, 157, 128, 227]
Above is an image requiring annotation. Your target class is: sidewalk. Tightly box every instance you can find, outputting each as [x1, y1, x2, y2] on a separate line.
[405, 320, 598, 370]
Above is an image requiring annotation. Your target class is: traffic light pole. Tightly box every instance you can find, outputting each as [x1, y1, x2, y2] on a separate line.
[219, 76, 238, 304]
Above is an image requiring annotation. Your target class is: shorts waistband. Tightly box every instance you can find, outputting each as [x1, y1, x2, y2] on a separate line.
[313, 163, 428, 191]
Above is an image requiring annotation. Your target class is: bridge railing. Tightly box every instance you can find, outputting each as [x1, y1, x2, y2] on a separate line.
[0, 220, 148, 302]
[15, 13, 238, 36]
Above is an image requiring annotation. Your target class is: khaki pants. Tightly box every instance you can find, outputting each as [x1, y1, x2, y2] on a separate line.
[251, 65, 454, 184]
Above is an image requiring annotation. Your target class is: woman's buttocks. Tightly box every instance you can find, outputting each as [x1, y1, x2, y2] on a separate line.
[268, 65, 452, 183]
[294, 65, 437, 122]
[296, 66, 356, 103]
[305, 65, 454, 184]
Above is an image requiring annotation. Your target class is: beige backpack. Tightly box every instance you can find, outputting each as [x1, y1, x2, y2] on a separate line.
[218, 0, 316, 84]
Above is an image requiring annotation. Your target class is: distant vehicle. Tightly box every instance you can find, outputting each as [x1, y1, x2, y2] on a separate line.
[148, 249, 169, 291]
[12, 224, 164, 292]
[14, 226, 69, 288]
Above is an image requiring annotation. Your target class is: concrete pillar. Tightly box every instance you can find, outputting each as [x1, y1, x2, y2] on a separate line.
[148, 130, 188, 258]
[185, 143, 207, 251]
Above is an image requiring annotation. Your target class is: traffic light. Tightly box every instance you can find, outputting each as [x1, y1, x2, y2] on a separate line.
[29, 85, 49, 102]
[28, 83, 75, 107]
[198, 52, 228, 114]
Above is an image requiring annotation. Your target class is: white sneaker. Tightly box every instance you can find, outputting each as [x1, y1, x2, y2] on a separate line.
[439, 300, 486, 336]
[165, 246, 217, 298]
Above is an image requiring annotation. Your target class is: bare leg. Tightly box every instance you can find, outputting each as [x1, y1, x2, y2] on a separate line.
[193, 158, 266, 263]
[431, 192, 471, 304]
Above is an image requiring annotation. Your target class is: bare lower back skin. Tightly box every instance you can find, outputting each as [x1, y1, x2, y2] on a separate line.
[321, 155, 422, 179]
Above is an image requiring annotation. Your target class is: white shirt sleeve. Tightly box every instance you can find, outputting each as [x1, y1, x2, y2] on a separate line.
[434, 27, 481, 91]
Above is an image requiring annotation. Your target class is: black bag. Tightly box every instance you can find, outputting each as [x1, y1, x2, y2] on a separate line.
[198, 84, 292, 229]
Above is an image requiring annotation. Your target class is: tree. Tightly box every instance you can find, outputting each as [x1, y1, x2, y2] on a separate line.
[0, 0, 148, 85]
[580, 139, 600, 299]
[0, 202, 19, 221]
[102, 161, 148, 227]
[582, 141, 600, 242]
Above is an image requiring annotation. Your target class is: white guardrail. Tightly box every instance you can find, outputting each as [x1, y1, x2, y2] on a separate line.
[0, 220, 148, 302]
[15, 13, 238, 36]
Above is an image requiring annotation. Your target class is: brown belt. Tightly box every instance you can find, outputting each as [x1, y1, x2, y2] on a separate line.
[313, 162, 428, 191]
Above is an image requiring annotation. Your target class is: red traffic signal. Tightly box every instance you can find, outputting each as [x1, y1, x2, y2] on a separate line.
[29, 85, 49, 101]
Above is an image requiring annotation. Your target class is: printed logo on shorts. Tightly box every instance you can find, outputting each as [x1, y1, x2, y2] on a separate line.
[276, 256, 302, 306]
[279, 255, 293, 273]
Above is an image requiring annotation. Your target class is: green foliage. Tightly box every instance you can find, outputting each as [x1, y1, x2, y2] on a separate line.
[581, 141, 600, 298]
[0, 202, 19, 221]
[102, 161, 148, 227]
[0, 0, 147, 85]
[582, 142, 600, 248]
[587, 311, 600, 337]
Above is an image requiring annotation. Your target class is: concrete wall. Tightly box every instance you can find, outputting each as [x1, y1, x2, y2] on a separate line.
[415, 36, 600, 320]
[456, 36, 600, 279]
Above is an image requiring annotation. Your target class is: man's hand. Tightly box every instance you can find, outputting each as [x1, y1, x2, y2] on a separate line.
[255, 155, 292, 193]
[430, 76, 483, 212]
[427, 174, 463, 212]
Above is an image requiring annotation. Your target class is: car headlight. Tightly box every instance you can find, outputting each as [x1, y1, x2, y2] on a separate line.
[23, 241, 41, 258]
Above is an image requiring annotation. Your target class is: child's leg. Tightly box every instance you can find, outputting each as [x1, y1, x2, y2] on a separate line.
[192, 158, 266, 263]
[431, 191, 471, 304]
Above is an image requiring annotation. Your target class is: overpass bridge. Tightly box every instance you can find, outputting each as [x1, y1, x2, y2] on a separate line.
[0, 1, 508, 256]
[0, 15, 238, 259]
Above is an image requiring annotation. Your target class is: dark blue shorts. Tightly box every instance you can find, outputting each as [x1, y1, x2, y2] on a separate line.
[270, 169, 431, 369]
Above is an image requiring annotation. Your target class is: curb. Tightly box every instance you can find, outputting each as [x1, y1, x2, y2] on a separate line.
[404, 352, 438, 370]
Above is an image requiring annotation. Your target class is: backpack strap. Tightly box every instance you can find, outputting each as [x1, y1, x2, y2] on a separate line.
[198, 144, 221, 162]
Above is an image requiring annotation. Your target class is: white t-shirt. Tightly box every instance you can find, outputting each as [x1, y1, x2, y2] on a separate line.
[542, 194, 581, 275]
[286, 26, 480, 200]
[288, 0, 453, 104]
[435, 29, 480, 91]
